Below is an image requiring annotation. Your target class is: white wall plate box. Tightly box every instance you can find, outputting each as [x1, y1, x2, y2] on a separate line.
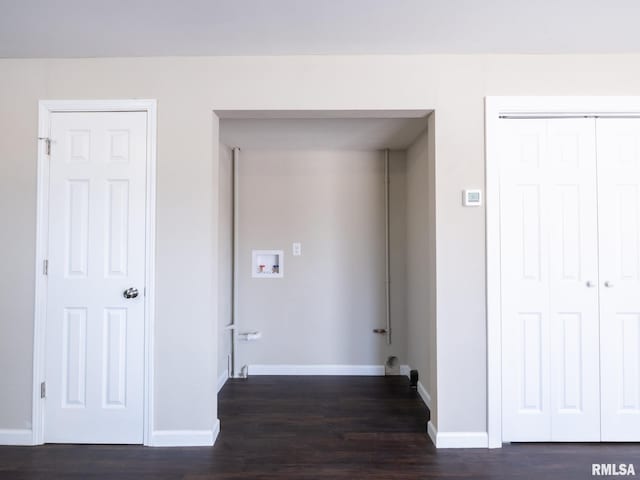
[252, 250, 284, 278]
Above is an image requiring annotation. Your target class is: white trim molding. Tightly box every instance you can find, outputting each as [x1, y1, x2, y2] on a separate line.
[0, 429, 34, 446]
[485, 96, 640, 450]
[406, 371, 433, 411]
[32, 99, 157, 447]
[399, 372, 440, 447]
[217, 369, 229, 393]
[427, 422, 438, 447]
[399, 364, 411, 377]
[427, 422, 489, 449]
[248, 364, 385, 376]
[417, 381, 432, 411]
[150, 420, 220, 447]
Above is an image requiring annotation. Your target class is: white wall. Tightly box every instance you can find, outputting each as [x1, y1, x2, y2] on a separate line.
[235, 149, 407, 369]
[217, 144, 233, 380]
[3, 54, 640, 438]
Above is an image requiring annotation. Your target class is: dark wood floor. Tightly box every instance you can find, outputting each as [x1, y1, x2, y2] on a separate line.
[0, 376, 638, 479]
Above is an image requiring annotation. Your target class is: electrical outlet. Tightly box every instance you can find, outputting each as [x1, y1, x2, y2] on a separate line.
[292, 242, 302, 256]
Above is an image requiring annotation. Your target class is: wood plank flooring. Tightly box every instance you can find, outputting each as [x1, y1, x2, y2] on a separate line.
[0, 376, 638, 479]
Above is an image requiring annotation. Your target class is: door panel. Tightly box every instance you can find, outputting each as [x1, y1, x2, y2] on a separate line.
[62, 308, 88, 407]
[501, 120, 552, 441]
[501, 119, 600, 441]
[547, 120, 600, 441]
[597, 119, 640, 441]
[45, 111, 147, 444]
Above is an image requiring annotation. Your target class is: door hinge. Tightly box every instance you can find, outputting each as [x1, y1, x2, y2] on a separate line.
[40, 382, 46, 399]
[38, 137, 51, 156]
[43, 259, 48, 275]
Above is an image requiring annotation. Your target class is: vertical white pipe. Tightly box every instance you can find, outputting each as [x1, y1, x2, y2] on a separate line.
[384, 149, 391, 345]
[231, 147, 240, 376]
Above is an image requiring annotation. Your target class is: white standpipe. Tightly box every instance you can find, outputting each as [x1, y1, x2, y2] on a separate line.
[231, 147, 240, 376]
[384, 149, 391, 345]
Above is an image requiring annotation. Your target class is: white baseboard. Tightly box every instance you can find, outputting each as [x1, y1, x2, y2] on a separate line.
[427, 421, 488, 449]
[217, 369, 229, 393]
[212, 418, 220, 444]
[400, 364, 432, 409]
[414, 380, 488, 449]
[150, 420, 219, 447]
[427, 421, 438, 447]
[0, 429, 33, 446]
[417, 380, 433, 410]
[248, 364, 385, 376]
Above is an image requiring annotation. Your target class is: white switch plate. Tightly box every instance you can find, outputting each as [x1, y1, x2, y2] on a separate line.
[463, 189, 482, 207]
[292, 242, 302, 256]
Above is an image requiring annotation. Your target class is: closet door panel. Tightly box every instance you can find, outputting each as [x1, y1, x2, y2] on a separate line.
[500, 119, 600, 442]
[597, 118, 640, 441]
[500, 120, 552, 442]
[547, 119, 600, 441]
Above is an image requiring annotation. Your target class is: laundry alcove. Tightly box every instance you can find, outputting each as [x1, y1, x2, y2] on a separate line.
[214, 110, 435, 390]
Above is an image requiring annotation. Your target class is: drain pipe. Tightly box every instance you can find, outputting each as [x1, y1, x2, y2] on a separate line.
[384, 149, 391, 345]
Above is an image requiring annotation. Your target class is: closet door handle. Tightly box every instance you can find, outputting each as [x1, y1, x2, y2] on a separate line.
[604, 281, 614, 288]
[586, 281, 596, 288]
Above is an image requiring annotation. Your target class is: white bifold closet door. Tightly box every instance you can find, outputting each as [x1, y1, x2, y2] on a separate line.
[501, 117, 640, 442]
[500, 119, 601, 442]
[597, 119, 640, 442]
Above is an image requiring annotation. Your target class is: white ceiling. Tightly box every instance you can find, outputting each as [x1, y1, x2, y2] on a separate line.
[2, 0, 640, 58]
[219, 117, 428, 150]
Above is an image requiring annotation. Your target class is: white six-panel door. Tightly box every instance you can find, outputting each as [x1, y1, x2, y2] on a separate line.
[500, 119, 552, 441]
[597, 119, 640, 441]
[44, 111, 147, 443]
[501, 119, 601, 442]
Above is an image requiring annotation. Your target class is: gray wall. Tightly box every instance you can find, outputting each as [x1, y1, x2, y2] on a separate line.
[3, 55, 640, 436]
[0, 60, 219, 434]
[405, 121, 438, 425]
[427, 114, 437, 423]
[217, 144, 233, 379]
[388, 150, 409, 367]
[235, 149, 407, 368]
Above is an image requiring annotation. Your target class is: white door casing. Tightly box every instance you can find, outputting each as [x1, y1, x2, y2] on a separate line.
[500, 118, 601, 442]
[597, 119, 640, 441]
[43, 110, 148, 443]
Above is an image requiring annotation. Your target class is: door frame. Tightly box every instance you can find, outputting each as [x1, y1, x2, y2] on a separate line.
[486, 96, 640, 448]
[32, 99, 157, 445]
